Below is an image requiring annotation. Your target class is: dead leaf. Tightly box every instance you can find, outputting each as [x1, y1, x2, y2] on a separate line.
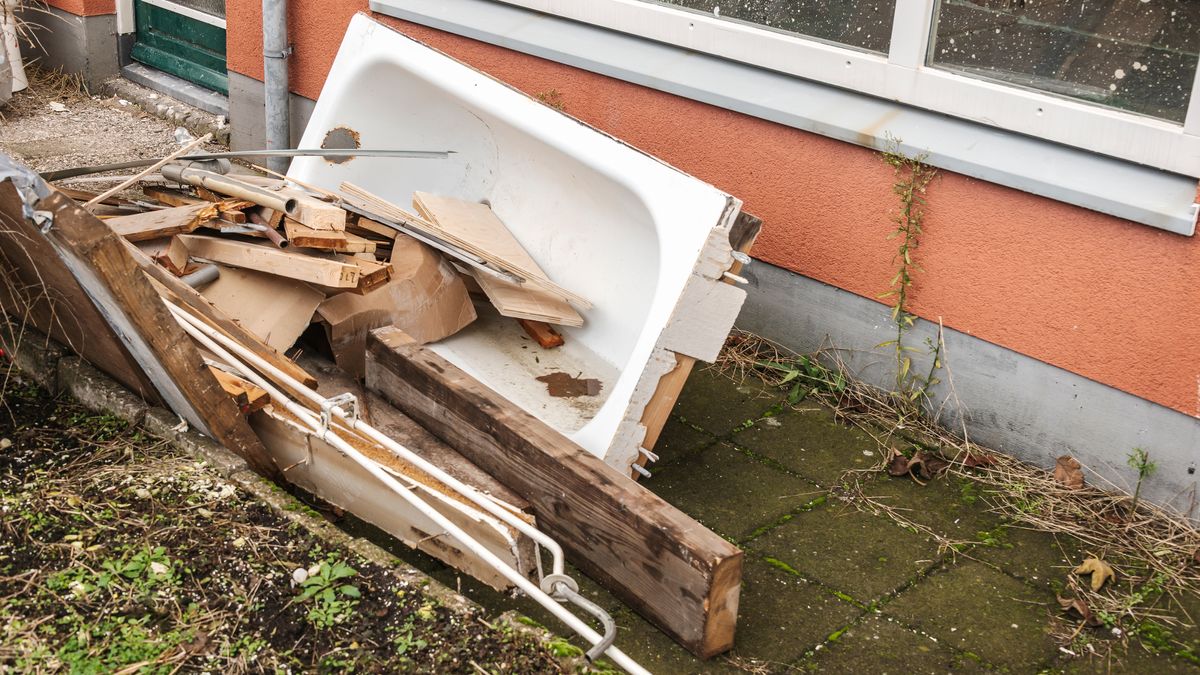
[1054, 455, 1085, 490]
[1057, 596, 1102, 627]
[922, 454, 951, 477]
[1073, 557, 1115, 591]
[960, 452, 996, 469]
[886, 451, 910, 477]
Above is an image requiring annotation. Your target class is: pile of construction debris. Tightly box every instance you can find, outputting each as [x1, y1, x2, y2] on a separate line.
[77, 154, 589, 403]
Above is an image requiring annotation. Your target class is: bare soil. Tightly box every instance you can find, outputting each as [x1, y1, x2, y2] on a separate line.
[0, 373, 569, 673]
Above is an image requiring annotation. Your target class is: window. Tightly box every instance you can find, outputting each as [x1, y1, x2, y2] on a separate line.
[643, 0, 897, 53]
[930, 0, 1199, 124]
[487, 0, 1200, 176]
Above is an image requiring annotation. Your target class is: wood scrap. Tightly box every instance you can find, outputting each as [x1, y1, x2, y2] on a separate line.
[344, 256, 392, 295]
[1, 187, 278, 478]
[178, 234, 362, 288]
[517, 319, 564, 348]
[154, 235, 190, 276]
[142, 185, 205, 207]
[410, 191, 590, 309]
[207, 365, 270, 414]
[284, 219, 376, 253]
[106, 201, 220, 242]
[275, 186, 346, 231]
[410, 193, 583, 326]
[340, 183, 589, 309]
[84, 132, 211, 209]
[347, 216, 398, 241]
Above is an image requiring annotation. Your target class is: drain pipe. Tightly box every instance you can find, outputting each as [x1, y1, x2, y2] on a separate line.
[262, 0, 290, 174]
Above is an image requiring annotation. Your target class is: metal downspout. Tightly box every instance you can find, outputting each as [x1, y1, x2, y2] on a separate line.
[262, 0, 289, 174]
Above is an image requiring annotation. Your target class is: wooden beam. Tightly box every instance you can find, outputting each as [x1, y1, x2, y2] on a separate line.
[0, 184, 158, 399]
[8, 188, 278, 478]
[178, 234, 361, 288]
[366, 326, 742, 657]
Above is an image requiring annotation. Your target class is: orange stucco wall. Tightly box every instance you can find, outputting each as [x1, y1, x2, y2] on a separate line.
[226, 4, 1200, 419]
[46, 0, 114, 17]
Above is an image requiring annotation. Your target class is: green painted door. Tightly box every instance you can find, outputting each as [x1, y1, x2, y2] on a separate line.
[131, 0, 228, 94]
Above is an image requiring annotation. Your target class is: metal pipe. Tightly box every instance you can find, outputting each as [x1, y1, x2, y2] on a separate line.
[161, 163, 297, 215]
[41, 149, 453, 182]
[166, 302, 648, 674]
[263, 0, 290, 175]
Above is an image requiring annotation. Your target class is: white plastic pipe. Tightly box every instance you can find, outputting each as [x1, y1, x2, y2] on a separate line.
[170, 301, 564, 577]
[167, 303, 648, 674]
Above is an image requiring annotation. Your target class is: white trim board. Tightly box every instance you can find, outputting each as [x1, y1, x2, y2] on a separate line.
[484, 0, 1200, 177]
[369, 0, 1199, 236]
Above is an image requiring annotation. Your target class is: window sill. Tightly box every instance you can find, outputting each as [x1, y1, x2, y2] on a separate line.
[370, 0, 1200, 236]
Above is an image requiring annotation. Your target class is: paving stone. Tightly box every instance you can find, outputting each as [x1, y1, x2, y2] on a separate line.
[731, 404, 880, 486]
[672, 366, 782, 437]
[797, 615, 990, 674]
[748, 504, 942, 604]
[968, 524, 1087, 592]
[882, 560, 1059, 672]
[645, 441, 818, 540]
[605, 607, 741, 674]
[729, 558, 864, 665]
[653, 415, 719, 467]
[861, 473, 1010, 544]
[1053, 643, 1200, 674]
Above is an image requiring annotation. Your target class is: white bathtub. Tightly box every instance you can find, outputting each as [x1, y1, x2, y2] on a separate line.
[291, 13, 746, 472]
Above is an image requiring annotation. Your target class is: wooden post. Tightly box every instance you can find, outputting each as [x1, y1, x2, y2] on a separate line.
[366, 326, 742, 657]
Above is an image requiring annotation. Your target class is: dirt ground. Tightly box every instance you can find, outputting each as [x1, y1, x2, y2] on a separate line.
[0, 370, 573, 673]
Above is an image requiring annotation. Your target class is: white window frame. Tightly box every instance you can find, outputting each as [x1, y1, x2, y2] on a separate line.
[493, 0, 1200, 178]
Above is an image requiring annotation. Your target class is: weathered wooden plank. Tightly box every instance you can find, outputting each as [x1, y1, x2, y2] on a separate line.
[106, 202, 219, 242]
[250, 402, 535, 590]
[366, 326, 742, 658]
[0, 181, 278, 477]
[179, 234, 361, 288]
[0, 184, 158, 399]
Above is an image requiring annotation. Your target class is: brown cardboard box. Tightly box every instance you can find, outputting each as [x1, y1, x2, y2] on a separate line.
[316, 235, 475, 377]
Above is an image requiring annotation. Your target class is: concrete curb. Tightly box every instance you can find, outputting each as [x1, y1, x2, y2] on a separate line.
[1, 321, 587, 666]
[100, 77, 231, 146]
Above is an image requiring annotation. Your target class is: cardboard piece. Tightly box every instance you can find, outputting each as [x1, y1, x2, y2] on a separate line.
[317, 235, 476, 377]
[198, 265, 325, 352]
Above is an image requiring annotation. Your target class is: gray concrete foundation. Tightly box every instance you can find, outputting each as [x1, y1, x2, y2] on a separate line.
[228, 71, 315, 151]
[738, 260, 1200, 519]
[17, 6, 118, 91]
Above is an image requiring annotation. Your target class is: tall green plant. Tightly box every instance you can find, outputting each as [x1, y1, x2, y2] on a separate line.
[878, 141, 939, 405]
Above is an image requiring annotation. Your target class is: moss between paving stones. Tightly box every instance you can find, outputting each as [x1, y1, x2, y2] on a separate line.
[730, 404, 880, 487]
[747, 504, 943, 605]
[645, 441, 819, 541]
[797, 615, 990, 674]
[729, 559, 866, 665]
[965, 523, 1088, 593]
[882, 559, 1058, 671]
[671, 366, 782, 437]
[651, 416, 720, 467]
[860, 472, 1012, 544]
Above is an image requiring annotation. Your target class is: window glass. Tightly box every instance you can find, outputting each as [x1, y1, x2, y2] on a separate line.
[929, 0, 1200, 123]
[642, 1, 897, 53]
